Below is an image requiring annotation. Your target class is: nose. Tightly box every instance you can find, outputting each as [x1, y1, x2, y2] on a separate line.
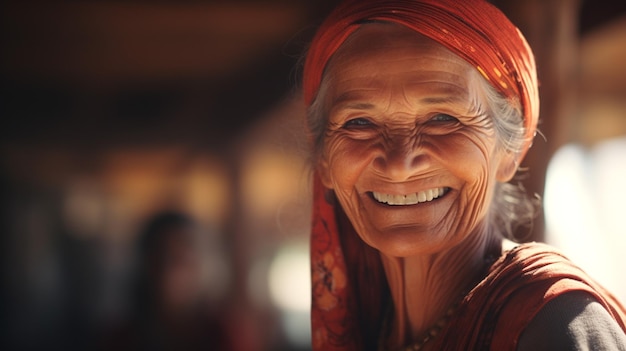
[373, 137, 429, 181]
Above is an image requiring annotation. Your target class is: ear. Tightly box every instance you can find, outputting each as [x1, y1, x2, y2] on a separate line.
[496, 151, 519, 182]
[317, 157, 334, 189]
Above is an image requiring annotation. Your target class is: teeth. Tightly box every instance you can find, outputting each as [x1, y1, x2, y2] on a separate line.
[372, 187, 448, 206]
[418, 191, 427, 202]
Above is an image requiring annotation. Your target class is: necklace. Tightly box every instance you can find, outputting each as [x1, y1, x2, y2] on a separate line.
[383, 254, 499, 351]
[377, 294, 462, 351]
[394, 301, 459, 351]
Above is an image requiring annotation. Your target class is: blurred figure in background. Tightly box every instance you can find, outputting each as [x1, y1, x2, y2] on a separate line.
[101, 211, 234, 351]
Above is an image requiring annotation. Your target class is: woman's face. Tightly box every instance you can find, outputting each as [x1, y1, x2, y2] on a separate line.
[318, 23, 515, 257]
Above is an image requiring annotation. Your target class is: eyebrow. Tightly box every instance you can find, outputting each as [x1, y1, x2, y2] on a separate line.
[419, 95, 465, 105]
[333, 95, 466, 111]
[331, 90, 375, 109]
[330, 84, 471, 110]
[341, 102, 376, 110]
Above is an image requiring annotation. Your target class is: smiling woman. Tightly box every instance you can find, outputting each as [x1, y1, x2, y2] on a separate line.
[317, 24, 517, 258]
[301, 1, 626, 351]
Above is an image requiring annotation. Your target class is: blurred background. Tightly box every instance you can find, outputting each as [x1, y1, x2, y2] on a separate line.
[1, 0, 625, 350]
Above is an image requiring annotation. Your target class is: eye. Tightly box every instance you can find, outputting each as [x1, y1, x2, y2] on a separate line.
[430, 113, 459, 123]
[342, 117, 374, 129]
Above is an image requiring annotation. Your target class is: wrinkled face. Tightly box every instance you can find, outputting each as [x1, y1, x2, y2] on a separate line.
[318, 23, 515, 257]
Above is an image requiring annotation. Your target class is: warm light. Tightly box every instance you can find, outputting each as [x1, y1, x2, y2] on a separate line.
[268, 241, 311, 312]
[241, 147, 308, 220]
[544, 140, 626, 302]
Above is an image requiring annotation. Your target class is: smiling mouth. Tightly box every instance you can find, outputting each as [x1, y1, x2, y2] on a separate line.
[371, 187, 450, 206]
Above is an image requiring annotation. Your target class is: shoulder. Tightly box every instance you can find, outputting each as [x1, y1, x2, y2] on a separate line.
[517, 291, 626, 351]
[485, 242, 626, 350]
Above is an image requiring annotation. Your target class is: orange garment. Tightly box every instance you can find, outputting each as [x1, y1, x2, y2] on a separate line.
[431, 242, 626, 350]
[310, 176, 381, 351]
[310, 178, 347, 349]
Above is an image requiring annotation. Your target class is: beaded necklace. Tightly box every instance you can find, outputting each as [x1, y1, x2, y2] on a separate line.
[380, 254, 498, 351]
[378, 294, 462, 351]
[394, 300, 460, 351]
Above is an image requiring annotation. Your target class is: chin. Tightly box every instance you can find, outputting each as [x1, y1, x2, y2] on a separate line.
[361, 225, 455, 257]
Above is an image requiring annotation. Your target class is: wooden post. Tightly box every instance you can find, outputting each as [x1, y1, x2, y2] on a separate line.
[491, 0, 581, 242]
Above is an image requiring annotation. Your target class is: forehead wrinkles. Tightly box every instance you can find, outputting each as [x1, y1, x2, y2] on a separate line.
[325, 46, 482, 117]
[327, 80, 478, 122]
[329, 53, 472, 90]
[319, 24, 497, 132]
[324, 24, 466, 80]
[331, 74, 470, 104]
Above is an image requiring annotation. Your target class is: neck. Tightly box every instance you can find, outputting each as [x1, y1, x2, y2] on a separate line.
[380, 223, 502, 348]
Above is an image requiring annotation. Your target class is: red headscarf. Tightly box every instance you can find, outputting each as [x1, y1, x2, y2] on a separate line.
[303, 0, 539, 350]
[303, 0, 539, 151]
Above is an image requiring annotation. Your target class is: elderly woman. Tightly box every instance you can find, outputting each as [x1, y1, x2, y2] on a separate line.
[302, 0, 626, 350]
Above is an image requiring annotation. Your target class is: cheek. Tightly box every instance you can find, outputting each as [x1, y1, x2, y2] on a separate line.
[322, 136, 375, 188]
[433, 132, 499, 215]
[436, 131, 496, 178]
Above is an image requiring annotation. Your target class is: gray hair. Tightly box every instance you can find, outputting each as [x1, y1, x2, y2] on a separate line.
[476, 71, 539, 240]
[306, 68, 538, 241]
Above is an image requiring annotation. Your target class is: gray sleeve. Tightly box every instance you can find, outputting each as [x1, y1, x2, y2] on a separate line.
[517, 290, 626, 351]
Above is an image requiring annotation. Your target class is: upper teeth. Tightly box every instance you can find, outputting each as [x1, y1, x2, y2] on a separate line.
[372, 187, 447, 206]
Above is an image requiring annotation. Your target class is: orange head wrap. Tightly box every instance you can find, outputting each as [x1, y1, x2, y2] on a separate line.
[303, 1, 539, 350]
[303, 0, 538, 145]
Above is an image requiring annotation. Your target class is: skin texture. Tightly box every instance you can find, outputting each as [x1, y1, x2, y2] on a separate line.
[317, 23, 518, 349]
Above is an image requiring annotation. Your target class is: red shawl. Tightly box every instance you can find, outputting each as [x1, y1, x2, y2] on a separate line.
[435, 242, 626, 350]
